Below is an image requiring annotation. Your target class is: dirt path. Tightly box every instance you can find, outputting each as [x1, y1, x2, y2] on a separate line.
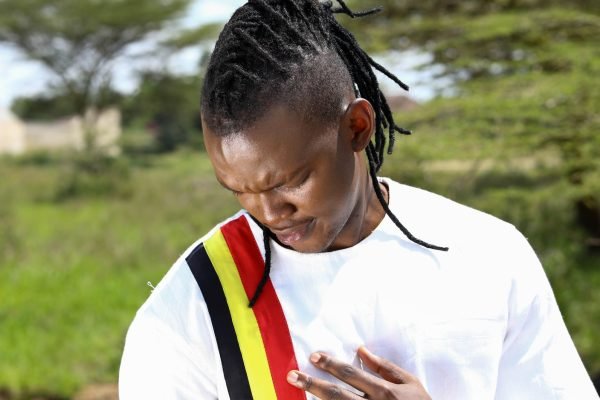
[0, 384, 117, 400]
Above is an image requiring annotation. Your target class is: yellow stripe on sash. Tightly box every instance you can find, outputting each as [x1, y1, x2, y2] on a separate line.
[204, 229, 277, 400]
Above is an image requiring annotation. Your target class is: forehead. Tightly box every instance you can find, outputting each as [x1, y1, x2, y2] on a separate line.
[203, 104, 338, 185]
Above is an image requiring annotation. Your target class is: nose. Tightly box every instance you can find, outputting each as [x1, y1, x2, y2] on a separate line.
[247, 192, 296, 227]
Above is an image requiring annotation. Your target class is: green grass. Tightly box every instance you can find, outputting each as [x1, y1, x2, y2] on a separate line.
[0, 151, 240, 398]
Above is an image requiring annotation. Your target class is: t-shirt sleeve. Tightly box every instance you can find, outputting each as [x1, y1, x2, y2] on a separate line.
[118, 258, 222, 400]
[119, 310, 219, 400]
[494, 228, 598, 399]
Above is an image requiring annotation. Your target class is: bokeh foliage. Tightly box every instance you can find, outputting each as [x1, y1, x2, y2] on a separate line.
[0, 0, 192, 123]
[0, 0, 598, 398]
[0, 151, 240, 398]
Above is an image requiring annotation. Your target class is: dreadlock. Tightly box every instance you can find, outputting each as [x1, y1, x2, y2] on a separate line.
[201, 0, 449, 308]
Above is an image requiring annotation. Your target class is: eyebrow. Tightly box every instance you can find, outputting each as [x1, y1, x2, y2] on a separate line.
[215, 166, 306, 194]
[215, 176, 234, 192]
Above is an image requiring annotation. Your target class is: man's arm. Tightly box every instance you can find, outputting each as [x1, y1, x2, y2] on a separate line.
[119, 311, 219, 400]
[119, 258, 223, 400]
[494, 229, 598, 399]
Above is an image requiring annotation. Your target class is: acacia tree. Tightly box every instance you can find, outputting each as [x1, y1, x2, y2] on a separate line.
[0, 0, 191, 147]
[348, 0, 600, 246]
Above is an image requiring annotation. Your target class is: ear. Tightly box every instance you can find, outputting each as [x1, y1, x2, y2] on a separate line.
[341, 98, 375, 152]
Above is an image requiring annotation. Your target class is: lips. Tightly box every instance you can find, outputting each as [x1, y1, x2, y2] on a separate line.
[270, 220, 313, 247]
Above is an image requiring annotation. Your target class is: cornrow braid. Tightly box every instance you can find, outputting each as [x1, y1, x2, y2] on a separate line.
[201, 0, 448, 308]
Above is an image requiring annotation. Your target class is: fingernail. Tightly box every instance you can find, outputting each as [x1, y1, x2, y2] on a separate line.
[287, 371, 299, 385]
[310, 352, 321, 363]
[358, 346, 373, 360]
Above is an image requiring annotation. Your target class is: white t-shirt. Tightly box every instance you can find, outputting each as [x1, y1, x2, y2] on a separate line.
[119, 179, 598, 399]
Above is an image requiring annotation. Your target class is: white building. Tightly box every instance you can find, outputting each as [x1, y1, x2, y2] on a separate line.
[0, 109, 26, 155]
[0, 108, 121, 155]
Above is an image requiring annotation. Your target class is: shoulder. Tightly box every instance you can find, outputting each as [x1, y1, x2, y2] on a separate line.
[382, 179, 548, 301]
[122, 209, 267, 346]
[384, 178, 519, 248]
[127, 210, 255, 339]
[119, 251, 219, 397]
[120, 211, 259, 395]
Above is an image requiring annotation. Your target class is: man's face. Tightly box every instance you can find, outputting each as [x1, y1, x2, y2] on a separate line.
[202, 104, 365, 253]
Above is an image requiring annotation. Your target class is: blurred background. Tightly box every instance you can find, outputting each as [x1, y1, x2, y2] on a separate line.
[0, 0, 598, 398]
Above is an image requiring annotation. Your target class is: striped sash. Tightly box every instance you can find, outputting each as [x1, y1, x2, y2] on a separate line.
[186, 215, 305, 400]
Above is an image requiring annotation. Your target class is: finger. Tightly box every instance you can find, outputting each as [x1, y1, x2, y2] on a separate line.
[309, 352, 383, 395]
[357, 346, 416, 384]
[287, 370, 363, 400]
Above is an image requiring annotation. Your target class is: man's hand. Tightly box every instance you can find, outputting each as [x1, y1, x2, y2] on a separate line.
[286, 346, 431, 400]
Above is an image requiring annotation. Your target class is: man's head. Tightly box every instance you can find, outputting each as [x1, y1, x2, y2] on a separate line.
[201, 0, 396, 253]
[204, 97, 377, 253]
[200, 0, 408, 164]
[201, 0, 446, 305]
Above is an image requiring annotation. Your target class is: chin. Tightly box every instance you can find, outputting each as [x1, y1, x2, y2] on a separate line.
[290, 233, 338, 254]
[291, 243, 327, 254]
[278, 239, 321, 254]
[272, 221, 341, 253]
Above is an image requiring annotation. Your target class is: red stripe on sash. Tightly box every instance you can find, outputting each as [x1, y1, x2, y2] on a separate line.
[221, 216, 305, 400]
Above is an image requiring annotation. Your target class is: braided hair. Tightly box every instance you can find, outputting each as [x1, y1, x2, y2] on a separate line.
[201, 0, 448, 307]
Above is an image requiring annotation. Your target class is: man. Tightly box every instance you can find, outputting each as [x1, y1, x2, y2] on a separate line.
[119, 1, 598, 399]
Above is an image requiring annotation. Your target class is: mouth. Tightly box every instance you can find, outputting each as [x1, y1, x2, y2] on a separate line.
[270, 220, 314, 247]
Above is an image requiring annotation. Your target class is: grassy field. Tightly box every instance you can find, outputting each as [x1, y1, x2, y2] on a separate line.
[0, 150, 241, 397]
[2, 2, 598, 398]
[0, 119, 598, 398]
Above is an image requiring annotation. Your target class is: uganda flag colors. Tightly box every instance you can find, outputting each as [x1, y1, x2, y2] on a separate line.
[186, 215, 305, 400]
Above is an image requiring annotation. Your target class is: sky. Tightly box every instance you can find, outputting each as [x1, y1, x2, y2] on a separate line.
[0, 0, 448, 110]
[0, 0, 244, 109]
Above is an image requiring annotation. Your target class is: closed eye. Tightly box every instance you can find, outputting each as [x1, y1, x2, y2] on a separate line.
[218, 181, 242, 197]
[278, 170, 311, 191]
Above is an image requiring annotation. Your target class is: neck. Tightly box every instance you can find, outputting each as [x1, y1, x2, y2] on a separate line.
[360, 176, 388, 239]
[327, 170, 388, 251]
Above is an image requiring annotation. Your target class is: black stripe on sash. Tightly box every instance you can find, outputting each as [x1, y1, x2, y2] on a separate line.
[186, 244, 253, 400]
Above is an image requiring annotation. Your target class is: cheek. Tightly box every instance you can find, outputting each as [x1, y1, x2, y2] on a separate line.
[303, 163, 356, 218]
[326, 150, 358, 205]
[233, 194, 259, 216]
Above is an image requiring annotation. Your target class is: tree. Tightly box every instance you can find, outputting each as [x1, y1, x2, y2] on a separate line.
[347, 0, 600, 246]
[122, 70, 203, 152]
[117, 23, 220, 153]
[162, 21, 223, 50]
[0, 0, 192, 147]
